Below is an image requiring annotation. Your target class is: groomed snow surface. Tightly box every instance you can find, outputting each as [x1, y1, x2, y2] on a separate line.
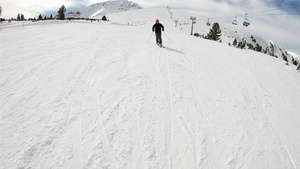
[1, 9, 300, 169]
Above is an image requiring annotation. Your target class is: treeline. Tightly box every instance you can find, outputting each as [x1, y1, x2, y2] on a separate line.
[66, 16, 108, 21]
[9, 13, 54, 21]
[202, 22, 299, 67]
[6, 5, 108, 21]
[229, 37, 299, 67]
[3, 5, 65, 21]
[230, 37, 263, 53]
[8, 13, 55, 21]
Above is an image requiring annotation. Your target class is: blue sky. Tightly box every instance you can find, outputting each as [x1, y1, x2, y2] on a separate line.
[271, 0, 300, 12]
[1, 0, 299, 53]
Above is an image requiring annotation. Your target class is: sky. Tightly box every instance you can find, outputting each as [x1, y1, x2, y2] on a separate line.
[1, 0, 299, 53]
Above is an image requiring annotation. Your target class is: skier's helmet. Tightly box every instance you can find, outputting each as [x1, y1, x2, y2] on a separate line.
[156, 19, 159, 23]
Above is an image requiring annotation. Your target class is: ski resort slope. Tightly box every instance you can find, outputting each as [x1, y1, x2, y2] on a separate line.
[1, 9, 300, 169]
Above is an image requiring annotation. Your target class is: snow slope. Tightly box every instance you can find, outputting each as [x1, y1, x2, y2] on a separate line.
[107, 7, 297, 64]
[1, 8, 300, 169]
[288, 51, 300, 63]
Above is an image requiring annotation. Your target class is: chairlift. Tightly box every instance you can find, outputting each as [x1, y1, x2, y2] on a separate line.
[206, 19, 211, 26]
[243, 13, 250, 27]
[243, 18, 250, 27]
[232, 16, 237, 25]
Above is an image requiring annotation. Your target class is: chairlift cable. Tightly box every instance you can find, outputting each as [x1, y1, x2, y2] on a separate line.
[248, 13, 299, 17]
[200, 5, 299, 20]
[247, 6, 297, 15]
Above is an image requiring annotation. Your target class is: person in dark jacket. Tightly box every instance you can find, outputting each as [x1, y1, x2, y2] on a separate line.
[152, 19, 164, 46]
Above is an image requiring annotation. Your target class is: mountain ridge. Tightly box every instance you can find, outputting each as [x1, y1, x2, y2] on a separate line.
[65, 0, 142, 19]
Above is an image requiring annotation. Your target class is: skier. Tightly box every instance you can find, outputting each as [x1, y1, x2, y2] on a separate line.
[152, 19, 164, 47]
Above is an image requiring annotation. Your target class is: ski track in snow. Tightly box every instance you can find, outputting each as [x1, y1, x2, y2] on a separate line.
[1, 9, 300, 169]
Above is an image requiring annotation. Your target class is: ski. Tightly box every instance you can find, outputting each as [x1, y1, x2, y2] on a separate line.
[157, 43, 163, 48]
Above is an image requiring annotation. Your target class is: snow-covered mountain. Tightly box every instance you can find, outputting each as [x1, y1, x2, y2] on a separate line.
[64, 1, 298, 66]
[65, 0, 142, 19]
[165, 8, 298, 66]
[1, 8, 300, 169]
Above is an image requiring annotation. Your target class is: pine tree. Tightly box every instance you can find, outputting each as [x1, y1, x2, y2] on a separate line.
[233, 38, 237, 47]
[292, 58, 298, 66]
[206, 22, 222, 41]
[17, 13, 21, 21]
[57, 5, 66, 20]
[241, 40, 246, 49]
[38, 14, 43, 20]
[102, 15, 107, 21]
[50, 14, 53, 19]
[254, 44, 262, 52]
[283, 54, 288, 62]
[21, 14, 25, 20]
[269, 42, 275, 57]
[263, 46, 269, 54]
[247, 43, 254, 50]
[237, 41, 242, 48]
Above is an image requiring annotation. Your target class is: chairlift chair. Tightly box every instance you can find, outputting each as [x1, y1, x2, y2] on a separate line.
[243, 13, 250, 27]
[243, 18, 250, 27]
[206, 20, 211, 26]
[232, 16, 237, 25]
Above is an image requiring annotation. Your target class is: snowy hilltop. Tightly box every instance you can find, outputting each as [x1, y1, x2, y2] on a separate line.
[1, 7, 300, 169]
[166, 8, 300, 67]
[65, 0, 142, 19]
[106, 7, 299, 67]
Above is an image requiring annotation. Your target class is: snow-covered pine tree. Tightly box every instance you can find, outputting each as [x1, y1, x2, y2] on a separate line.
[233, 38, 237, 47]
[269, 41, 276, 57]
[247, 43, 254, 50]
[254, 44, 262, 52]
[206, 22, 222, 41]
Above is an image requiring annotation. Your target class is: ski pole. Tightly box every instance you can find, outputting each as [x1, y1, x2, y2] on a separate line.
[147, 32, 153, 44]
[163, 31, 170, 40]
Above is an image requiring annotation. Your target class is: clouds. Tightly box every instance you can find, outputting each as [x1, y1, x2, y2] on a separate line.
[1, 0, 84, 18]
[1, 1, 45, 18]
[1, 0, 299, 53]
[1, 0, 298, 19]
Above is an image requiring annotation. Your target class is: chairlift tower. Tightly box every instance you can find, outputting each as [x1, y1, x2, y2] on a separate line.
[190, 16, 196, 35]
